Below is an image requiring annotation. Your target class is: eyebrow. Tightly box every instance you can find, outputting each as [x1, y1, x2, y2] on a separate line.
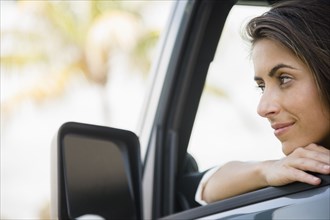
[254, 63, 296, 81]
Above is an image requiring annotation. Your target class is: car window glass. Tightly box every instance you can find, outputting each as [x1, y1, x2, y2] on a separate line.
[187, 5, 283, 172]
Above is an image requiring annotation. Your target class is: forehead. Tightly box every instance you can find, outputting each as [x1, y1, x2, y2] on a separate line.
[252, 39, 292, 63]
[252, 39, 303, 76]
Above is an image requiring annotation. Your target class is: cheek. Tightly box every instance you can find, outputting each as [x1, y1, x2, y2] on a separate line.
[293, 91, 329, 143]
[289, 81, 322, 118]
[281, 82, 330, 153]
[281, 90, 306, 117]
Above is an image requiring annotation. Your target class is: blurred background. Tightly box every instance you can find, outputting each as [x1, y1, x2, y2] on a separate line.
[1, 0, 172, 218]
[1, 1, 284, 219]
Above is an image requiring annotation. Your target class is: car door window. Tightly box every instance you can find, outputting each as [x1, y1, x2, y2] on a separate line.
[170, 3, 330, 220]
[187, 5, 283, 172]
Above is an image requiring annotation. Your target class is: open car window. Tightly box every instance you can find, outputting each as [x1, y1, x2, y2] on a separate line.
[187, 4, 283, 172]
[175, 3, 330, 219]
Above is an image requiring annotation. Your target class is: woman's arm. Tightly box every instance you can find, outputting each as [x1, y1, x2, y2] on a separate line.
[202, 160, 267, 203]
[202, 143, 330, 203]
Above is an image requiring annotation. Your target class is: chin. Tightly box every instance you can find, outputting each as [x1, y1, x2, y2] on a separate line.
[281, 144, 292, 156]
[281, 140, 306, 156]
[281, 137, 330, 155]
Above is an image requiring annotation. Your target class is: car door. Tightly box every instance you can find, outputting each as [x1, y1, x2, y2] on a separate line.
[142, 0, 330, 219]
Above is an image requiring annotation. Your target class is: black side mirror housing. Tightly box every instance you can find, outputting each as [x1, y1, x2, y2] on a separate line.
[51, 122, 143, 220]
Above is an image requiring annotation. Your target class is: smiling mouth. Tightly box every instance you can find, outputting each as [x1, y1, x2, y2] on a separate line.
[272, 122, 295, 137]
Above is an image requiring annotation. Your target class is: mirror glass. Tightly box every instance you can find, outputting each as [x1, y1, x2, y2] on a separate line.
[63, 135, 135, 219]
[56, 122, 142, 220]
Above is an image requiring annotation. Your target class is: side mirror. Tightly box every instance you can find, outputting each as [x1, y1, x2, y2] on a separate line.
[51, 122, 143, 220]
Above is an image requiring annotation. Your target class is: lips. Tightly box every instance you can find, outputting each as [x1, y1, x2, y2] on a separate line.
[271, 122, 295, 137]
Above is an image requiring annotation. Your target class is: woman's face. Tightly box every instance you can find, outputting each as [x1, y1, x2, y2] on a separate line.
[252, 39, 330, 155]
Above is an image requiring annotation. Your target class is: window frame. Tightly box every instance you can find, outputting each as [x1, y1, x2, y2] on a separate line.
[142, 0, 238, 218]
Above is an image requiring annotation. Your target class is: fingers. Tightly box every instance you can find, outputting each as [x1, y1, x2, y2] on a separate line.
[264, 144, 329, 187]
[288, 156, 330, 175]
[288, 167, 322, 186]
[284, 144, 330, 184]
[263, 159, 323, 186]
[290, 144, 330, 165]
[304, 143, 330, 154]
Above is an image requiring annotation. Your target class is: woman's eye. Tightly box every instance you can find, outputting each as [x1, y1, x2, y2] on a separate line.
[279, 75, 292, 85]
[256, 83, 265, 92]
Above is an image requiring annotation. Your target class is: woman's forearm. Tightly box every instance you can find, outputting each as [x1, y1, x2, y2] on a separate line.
[202, 161, 269, 203]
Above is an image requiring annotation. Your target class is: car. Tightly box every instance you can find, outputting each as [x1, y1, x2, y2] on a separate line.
[50, 0, 330, 219]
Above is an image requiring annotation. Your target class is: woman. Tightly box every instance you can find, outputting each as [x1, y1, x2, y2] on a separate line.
[196, 0, 330, 204]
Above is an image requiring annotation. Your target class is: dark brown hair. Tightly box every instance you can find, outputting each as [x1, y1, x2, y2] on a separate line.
[246, 0, 330, 109]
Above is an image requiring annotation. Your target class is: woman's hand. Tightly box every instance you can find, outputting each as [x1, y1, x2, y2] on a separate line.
[202, 143, 329, 203]
[261, 143, 330, 186]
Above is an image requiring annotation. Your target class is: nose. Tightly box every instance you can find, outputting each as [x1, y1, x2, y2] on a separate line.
[257, 89, 281, 118]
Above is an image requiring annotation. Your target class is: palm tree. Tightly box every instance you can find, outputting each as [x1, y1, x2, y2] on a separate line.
[1, 0, 160, 125]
